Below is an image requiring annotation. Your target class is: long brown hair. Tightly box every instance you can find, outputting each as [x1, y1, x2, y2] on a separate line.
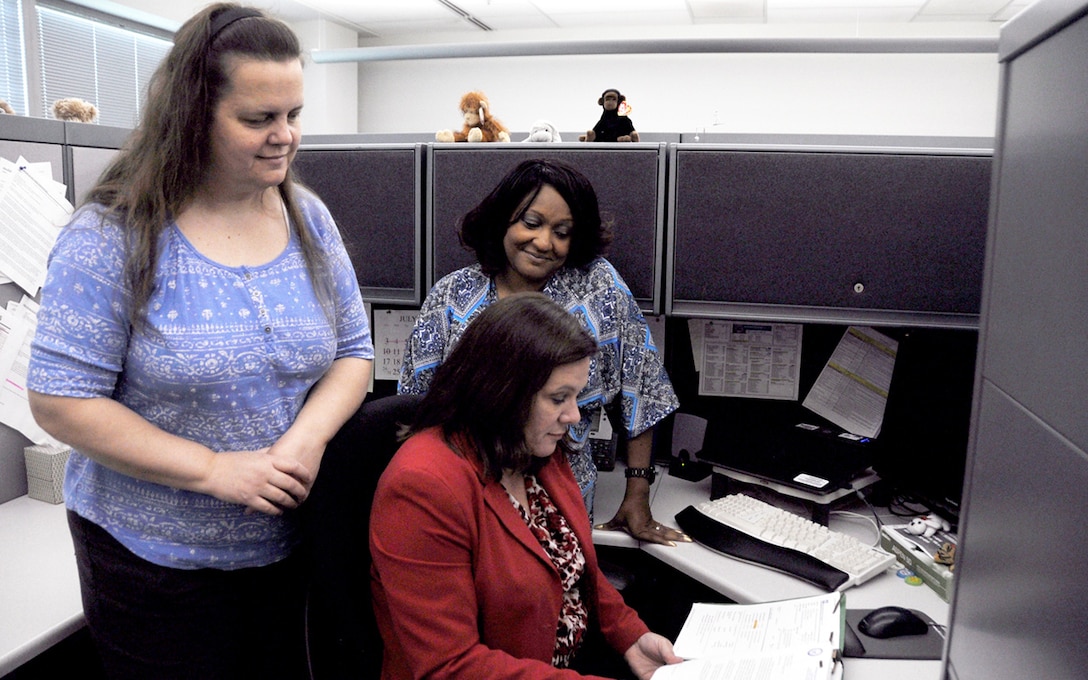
[86, 3, 331, 325]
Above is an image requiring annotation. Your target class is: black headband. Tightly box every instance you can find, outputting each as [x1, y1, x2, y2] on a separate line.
[209, 7, 262, 41]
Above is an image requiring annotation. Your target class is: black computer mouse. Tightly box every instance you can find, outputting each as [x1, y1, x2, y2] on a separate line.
[857, 606, 929, 639]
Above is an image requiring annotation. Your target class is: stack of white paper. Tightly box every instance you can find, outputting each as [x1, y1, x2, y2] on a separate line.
[653, 592, 844, 680]
[0, 295, 56, 444]
[0, 156, 72, 294]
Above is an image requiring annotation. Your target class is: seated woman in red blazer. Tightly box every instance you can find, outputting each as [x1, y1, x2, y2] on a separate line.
[370, 292, 682, 679]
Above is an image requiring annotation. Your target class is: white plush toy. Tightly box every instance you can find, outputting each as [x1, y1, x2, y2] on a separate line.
[905, 514, 952, 538]
[522, 120, 562, 143]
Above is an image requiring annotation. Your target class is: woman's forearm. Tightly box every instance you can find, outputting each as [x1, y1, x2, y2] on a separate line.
[28, 391, 219, 490]
[25, 377, 357, 514]
[274, 356, 373, 474]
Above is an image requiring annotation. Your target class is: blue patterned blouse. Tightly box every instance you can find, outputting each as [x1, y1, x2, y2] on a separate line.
[28, 188, 374, 569]
[397, 259, 679, 516]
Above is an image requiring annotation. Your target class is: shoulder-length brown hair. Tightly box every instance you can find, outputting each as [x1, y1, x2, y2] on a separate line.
[86, 3, 331, 324]
[459, 158, 613, 277]
[409, 292, 597, 481]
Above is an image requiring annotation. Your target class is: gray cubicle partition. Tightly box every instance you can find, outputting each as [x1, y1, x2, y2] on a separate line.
[63, 121, 129, 207]
[0, 116, 66, 182]
[427, 143, 668, 314]
[303, 132, 436, 145]
[678, 132, 994, 149]
[666, 142, 991, 328]
[0, 117, 68, 504]
[946, 2, 1088, 678]
[293, 144, 424, 305]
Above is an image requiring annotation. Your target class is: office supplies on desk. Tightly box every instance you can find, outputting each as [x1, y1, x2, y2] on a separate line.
[844, 607, 944, 659]
[675, 493, 894, 591]
[879, 524, 956, 602]
[655, 591, 844, 680]
[24, 443, 70, 504]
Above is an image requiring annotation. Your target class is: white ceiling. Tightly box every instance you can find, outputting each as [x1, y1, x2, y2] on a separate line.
[89, 0, 1038, 40]
[298, 0, 1037, 40]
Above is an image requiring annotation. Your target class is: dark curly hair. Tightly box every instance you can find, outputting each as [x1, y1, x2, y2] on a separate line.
[459, 158, 613, 276]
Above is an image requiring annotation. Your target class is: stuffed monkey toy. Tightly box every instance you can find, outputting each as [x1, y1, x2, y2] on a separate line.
[580, 88, 639, 143]
[436, 91, 510, 143]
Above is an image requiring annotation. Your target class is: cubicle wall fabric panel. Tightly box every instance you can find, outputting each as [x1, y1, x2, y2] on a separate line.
[427, 144, 665, 313]
[975, 10, 1088, 452]
[948, 4, 1088, 679]
[68, 146, 120, 207]
[949, 384, 1088, 680]
[667, 146, 991, 322]
[293, 145, 423, 305]
[0, 126, 67, 504]
[63, 122, 130, 207]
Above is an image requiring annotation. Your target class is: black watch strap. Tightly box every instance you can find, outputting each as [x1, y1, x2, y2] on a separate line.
[625, 466, 656, 484]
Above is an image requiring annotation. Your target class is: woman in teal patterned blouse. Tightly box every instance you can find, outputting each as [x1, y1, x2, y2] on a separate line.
[399, 158, 688, 547]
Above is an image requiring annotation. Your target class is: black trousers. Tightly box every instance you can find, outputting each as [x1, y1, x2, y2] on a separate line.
[67, 511, 308, 680]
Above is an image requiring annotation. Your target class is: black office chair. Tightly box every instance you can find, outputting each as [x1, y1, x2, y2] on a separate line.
[302, 393, 422, 680]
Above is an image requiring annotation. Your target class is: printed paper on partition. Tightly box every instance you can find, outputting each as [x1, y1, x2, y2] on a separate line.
[696, 321, 803, 401]
[801, 326, 898, 439]
[0, 157, 72, 295]
[372, 308, 420, 382]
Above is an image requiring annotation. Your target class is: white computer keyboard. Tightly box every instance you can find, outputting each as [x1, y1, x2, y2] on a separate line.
[684, 493, 895, 590]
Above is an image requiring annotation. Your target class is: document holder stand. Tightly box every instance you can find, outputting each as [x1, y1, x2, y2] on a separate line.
[709, 468, 880, 525]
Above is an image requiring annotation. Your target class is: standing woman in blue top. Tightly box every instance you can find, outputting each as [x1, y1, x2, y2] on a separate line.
[399, 158, 687, 546]
[27, 4, 374, 678]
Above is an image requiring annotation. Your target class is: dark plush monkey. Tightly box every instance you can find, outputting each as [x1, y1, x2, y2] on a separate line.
[580, 88, 639, 143]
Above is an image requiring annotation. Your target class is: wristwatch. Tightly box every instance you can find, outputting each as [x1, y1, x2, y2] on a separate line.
[625, 466, 656, 484]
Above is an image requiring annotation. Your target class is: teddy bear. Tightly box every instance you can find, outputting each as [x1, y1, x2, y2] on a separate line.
[580, 88, 639, 143]
[522, 120, 562, 143]
[905, 514, 952, 539]
[436, 91, 510, 143]
[52, 98, 99, 123]
[0, 100, 14, 115]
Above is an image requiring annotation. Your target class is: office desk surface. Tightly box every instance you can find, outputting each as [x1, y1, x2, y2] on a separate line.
[592, 466, 949, 680]
[0, 497, 82, 676]
[1, 471, 949, 679]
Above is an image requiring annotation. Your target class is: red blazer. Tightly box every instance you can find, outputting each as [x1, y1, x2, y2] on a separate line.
[370, 427, 649, 679]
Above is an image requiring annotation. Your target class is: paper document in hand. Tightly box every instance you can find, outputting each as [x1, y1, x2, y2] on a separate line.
[802, 326, 898, 438]
[651, 652, 843, 680]
[654, 592, 844, 680]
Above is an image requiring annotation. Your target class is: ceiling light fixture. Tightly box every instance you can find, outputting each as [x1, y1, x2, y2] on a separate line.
[436, 0, 493, 31]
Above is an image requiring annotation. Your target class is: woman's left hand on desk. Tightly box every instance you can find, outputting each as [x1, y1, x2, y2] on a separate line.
[595, 496, 690, 546]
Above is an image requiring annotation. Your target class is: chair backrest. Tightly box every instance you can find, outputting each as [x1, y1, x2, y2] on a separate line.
[303, 393, 422, 680]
